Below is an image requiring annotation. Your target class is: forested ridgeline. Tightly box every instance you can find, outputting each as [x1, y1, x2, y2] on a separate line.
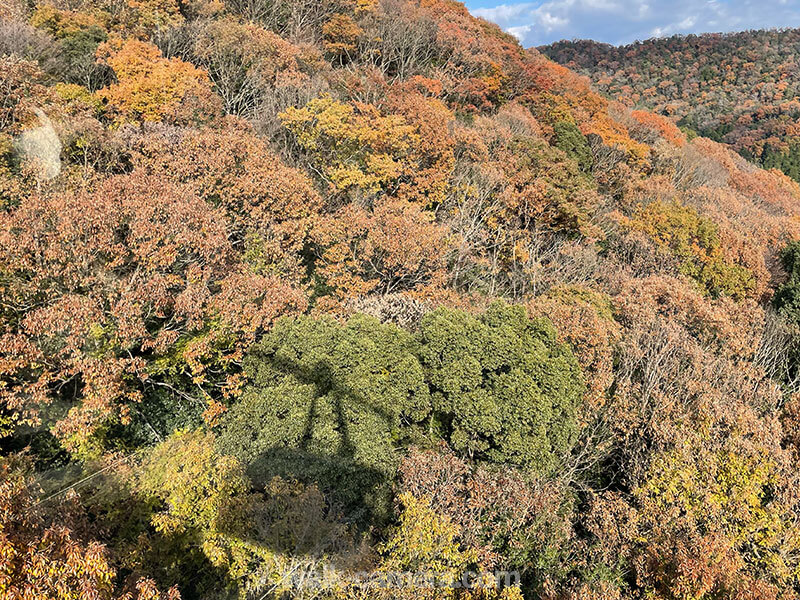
[4, 1, 800, 599]
[540, 30, 800, 181]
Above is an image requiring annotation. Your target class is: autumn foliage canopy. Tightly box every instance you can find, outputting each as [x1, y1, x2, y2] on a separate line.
[4, 1, 800, 599]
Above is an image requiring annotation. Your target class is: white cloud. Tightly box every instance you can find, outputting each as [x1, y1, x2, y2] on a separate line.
[472, 2, 536, 22]
[468, 0, 800, 47]
[539, 11, 570, 29]
[507, 23, 534, 39]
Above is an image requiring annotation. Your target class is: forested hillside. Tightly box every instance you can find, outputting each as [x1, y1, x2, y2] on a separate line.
[4, 1, 800, 599]
[541, 30, 800, 181]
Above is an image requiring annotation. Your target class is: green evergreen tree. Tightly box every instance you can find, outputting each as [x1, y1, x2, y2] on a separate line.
[552, 120, 594, 173]
[418, 301, 584, 474]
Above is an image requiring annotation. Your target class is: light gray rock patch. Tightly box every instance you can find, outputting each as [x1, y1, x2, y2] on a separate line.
[14, 108, 62, 180]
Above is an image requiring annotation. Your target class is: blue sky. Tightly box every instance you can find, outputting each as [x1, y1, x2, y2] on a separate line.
[464, 0, 800, 47]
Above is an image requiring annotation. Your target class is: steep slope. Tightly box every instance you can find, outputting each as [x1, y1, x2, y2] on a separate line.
[541, 29, 800, 180]
[4, 1, 800, 600]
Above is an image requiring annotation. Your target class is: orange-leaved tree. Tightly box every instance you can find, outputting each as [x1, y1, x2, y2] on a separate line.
[312, 196, 452, 306]
[127, 121, 322, 281]
[0, 171, 306, 454]
[96, 39, 219, 125]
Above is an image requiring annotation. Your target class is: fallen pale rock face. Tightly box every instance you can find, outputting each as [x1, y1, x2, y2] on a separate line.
[14, 108, 62, 180]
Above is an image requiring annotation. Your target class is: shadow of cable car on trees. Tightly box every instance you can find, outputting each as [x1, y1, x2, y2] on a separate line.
[216, 313, 431, 526]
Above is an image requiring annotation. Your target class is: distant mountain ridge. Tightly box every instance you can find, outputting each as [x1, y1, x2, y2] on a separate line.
[540, 29, 800, 180]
